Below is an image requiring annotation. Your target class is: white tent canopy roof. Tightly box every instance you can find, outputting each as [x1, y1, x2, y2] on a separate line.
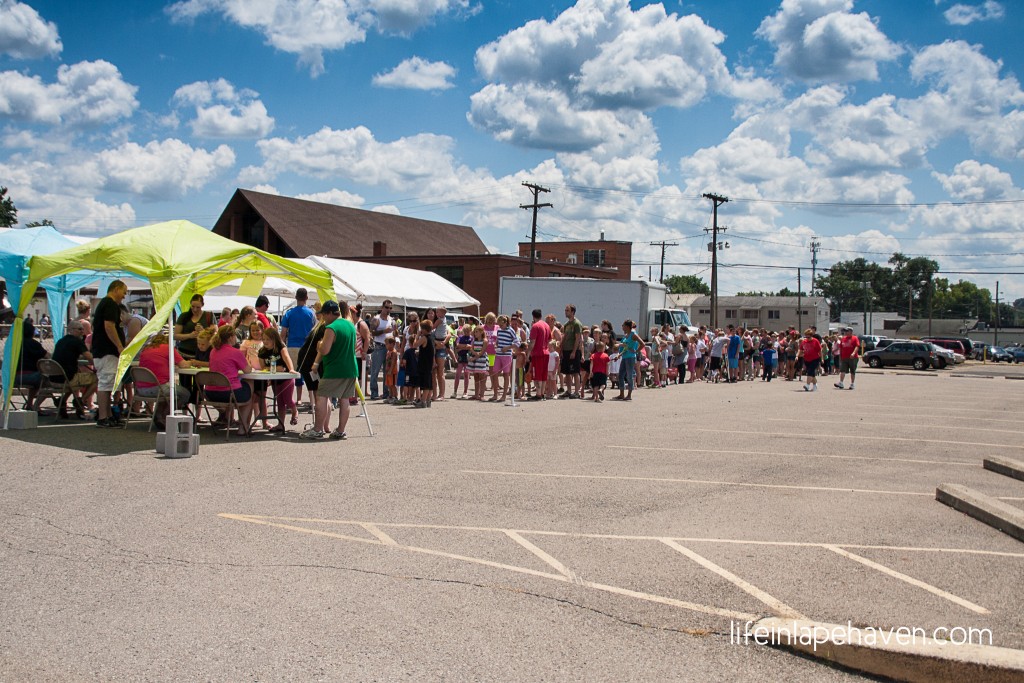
[309, 256, 479, 311]
[203, 257, 479, 313]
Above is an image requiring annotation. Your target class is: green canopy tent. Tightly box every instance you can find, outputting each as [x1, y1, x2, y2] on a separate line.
[3, 220, 335, 425]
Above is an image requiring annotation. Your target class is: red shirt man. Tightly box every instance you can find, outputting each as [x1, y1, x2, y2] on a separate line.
[527, 309, 551, 399]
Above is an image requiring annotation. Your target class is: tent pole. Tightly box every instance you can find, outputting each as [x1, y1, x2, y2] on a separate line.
[168, 309, 175, 416]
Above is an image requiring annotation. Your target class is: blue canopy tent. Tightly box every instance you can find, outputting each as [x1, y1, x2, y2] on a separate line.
[0, 227, 132, 403]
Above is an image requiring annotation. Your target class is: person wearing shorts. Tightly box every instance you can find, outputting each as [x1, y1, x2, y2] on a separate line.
[799, 328, 822, 392]
[91, 280, 129, 427]
[835, 327, 860, 390]
[527, 309, 551, 400]
[493, 315, 519, 401]
[302, 300, 357, 440]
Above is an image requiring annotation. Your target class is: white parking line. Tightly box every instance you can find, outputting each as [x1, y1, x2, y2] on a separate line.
[823, 545, 990, 615]
[808, 410, 1021, 425]
[661, 539, 806, 619]
[610, 445, 975, 467]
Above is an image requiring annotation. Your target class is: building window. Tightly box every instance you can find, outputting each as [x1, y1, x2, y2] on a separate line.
[567, 252, 578, 264]
[699, 309, 711, 315]
[768, 310, 780, 320]
[549, 272, 561, 277]
[242, 220, 264, 250]
[425, 265, 464, 289]
[583, 249, 606, 266]
[742, 310, 758, 320]
[531, 250, 541, 260]
[725, 309, 737, 319]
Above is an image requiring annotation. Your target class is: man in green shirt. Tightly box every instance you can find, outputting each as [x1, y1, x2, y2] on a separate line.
[560, 304, 584, 399]
[301, 300, 357, 440]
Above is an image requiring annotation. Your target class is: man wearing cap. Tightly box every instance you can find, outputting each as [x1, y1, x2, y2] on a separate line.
[367, 299, 395, 400]
[834, 327, 860, 390]
[301, 300, 356, 440]
[280, 288, 316, 413]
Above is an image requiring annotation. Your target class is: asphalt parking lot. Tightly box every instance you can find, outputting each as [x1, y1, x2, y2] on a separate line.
[1, 364, 1022, 681]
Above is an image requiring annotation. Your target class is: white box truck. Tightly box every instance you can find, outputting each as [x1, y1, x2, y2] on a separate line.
[498, 277, 694, 340]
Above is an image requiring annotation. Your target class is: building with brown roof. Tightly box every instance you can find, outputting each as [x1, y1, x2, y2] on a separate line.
[212, 188, 488, 258]
[517, 239, 632, 280]
[213, 188, 624, 313]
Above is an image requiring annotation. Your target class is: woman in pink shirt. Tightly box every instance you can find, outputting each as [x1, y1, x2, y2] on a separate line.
[137, 332, 193, 428]
[206, 325, 254, 430]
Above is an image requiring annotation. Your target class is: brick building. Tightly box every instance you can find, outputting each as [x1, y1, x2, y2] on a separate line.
[517, 239, 631, 280]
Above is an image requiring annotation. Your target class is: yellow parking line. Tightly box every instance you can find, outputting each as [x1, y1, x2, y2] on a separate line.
[686, 428, 1024, 450]
[823, 545, 990, 615]
[610, 445, 975, 467]
[767, 418, 1024, 436]
[462, 470, 933, 497]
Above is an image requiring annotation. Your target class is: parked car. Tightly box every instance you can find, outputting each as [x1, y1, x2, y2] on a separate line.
[977, 345, 1014, 363]
[928, 343, 956, 369]
[922, 338, 966, 355]
[863, 341, 936, 370]
[1009, 347, 1024, 363]
[860, 335, 887, 352]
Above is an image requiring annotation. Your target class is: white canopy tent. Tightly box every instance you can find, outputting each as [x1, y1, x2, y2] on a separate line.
[308, 256, 479, 311]
[204, 257, 479, 314]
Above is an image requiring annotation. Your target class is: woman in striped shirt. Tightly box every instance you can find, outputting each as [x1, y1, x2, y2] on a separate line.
[494, 315, 520, 403]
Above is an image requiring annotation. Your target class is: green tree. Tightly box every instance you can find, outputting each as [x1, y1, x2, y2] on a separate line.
[24, 219, 54, 228]
[0, 187, 17, 228]
[663, 274, 710, 294]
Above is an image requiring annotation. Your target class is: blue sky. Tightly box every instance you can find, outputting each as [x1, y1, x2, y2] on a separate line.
[1, 0, 1023, 298]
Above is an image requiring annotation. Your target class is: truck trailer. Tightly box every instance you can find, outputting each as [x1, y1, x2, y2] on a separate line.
[498, 277, 694, 340]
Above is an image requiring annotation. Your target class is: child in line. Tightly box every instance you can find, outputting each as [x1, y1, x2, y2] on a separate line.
[470, 326, 490, 400]
[452, 325, 472, 399]
[546, 340, 560, 400]
[590, 342, 609, 402]
[384, 337, 399, 404]
[762, 335, 777, 382]
[494, 315, 519, 402]
[401, 334, 419, 405]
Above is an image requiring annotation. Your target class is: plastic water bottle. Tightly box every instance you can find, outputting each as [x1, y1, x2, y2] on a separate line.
[270, 356, 277, 374]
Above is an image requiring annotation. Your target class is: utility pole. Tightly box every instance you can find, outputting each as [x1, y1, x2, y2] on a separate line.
[862, 281, 870, 335]
[702, 193, 729, 329]
[927, 273, 934, 338]
[809, 238, 821, 296]
[797, 268, 803, 332]
[650, 240, 678, 283]
[995, 280, 1000, 347]
[520, 182, 552, 277]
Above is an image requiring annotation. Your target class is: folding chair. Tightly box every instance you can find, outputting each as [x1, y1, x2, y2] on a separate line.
[195, 370, 250, 440]
[36, 359, 85, 420]
[126, 366, 170, 432]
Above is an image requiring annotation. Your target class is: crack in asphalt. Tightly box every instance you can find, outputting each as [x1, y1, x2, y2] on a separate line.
[7, 512, 729, 640]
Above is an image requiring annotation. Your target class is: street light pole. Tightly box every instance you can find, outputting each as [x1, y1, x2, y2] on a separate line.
[927, 274, 934, 338]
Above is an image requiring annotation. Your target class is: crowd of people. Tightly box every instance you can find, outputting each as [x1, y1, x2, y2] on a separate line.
[12, 281, 863, 438]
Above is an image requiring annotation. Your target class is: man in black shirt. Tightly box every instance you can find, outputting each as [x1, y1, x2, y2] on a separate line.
[48, 320, 95, 418]
[91, 280, 128, 427]
[17, 318, 48, 411]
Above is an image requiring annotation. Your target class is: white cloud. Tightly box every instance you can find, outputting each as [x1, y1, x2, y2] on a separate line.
[0, 60, 138, 126]
[903, 40, 1024, 158]
[172, 78, 275, 138]
[295, 188, 364, 207]
[372, 57, 456, 90]
[243, 125, 460, 189]
[932, 160, 1021, 201]
[0, 0, 62, 59]
[166, 0, 469, 77]
[944, 1, 1004, 25]
[96, 138, 235, 200]
[756, 0, 902, 82]
[470, 0, 777, 151]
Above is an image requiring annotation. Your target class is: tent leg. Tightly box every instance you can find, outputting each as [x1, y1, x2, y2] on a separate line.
[354, 382, 373, 437]
[505, 356, 517, 407]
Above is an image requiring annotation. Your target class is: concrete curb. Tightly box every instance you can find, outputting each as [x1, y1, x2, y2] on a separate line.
[951, 373, 995, 379]
[983, 457, 1024, 482]
[748, 617, 1024, 682]
[936, 484, 1024, 543]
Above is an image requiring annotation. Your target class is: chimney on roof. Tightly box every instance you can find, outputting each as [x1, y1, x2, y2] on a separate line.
[373, 240, 387, 257]
[600, 230, 605, 241]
